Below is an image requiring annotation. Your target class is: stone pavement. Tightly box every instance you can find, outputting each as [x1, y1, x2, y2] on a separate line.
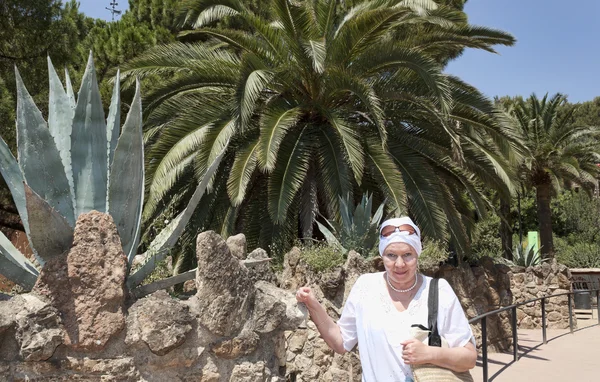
[472, 313, 600, 382]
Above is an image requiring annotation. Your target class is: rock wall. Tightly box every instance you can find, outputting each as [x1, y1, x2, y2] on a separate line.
[0, 221, 575, 382]
[0, 219, 305, 381]
[510, 262, 575, 329]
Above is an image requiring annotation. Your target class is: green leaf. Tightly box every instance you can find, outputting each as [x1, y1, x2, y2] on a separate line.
[71, 52, 108, 216]
[106, 69, 121, 175]
[304, 39, 326, 73]
[108, 80, 144, 264]
[0, 137, 28, 234]
[65, 67, 76, 107]
[258, 106, 302, 171]
[15, 67, 75, 227]
[48, 57, 75, 212]
[324, 111, 365, 184]
[227, 138, 258, 206]
[0, 231, 38, 290]
[365, 139, 406, 213]
[316, 220, 345, 252]
[24, 183, 74, 262]
[127, 140, 229, 288]
[268, 127, 311, 223]
[316, 128, 352, 219]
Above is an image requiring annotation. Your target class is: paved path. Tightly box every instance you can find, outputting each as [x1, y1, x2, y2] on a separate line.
[472, 314, 600, 382]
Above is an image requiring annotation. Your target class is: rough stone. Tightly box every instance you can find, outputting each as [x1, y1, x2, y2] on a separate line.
[247, 248, 277, 283]
[229, 361, 265, 382]
[0, 299, 15, 334]
[33, 211, 127, 351]
[183, 279, 196, 294]
[193, 231, 254, 336]
[125, 290, 193, 355]
[13, 294, 63, 361]
[211, 329, 259, 359]
[319, 267, 344, 300]
[287, 329, 307, 352]
[227, 233, 248, 260]
[253, 281, 305, 333]
[279, 247, 304, 290]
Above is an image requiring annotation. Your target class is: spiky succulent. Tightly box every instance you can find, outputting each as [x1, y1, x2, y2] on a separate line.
[0, 53, 225, 291]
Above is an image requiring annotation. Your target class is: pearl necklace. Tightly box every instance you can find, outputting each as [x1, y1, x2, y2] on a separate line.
[386, 271, 418, 293]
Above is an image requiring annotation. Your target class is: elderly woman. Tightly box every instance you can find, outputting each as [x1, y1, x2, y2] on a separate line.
[296, 217, 477, 381]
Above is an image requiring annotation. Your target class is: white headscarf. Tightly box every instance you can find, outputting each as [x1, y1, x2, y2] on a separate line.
[378, 217, 422, 257]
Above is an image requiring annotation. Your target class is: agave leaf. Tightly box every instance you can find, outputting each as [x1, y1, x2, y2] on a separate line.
[24, 184, 74, 262]
[315, 220, 346, 253]
[127, 140, 229, 288]
[15, 67, 75, 227]
[0, 231, 38, 290]
[48, 57, 75, 211]
[353, 194, 367, 236]
[65, 67, 76, 107]
[0, 137, 28, 232]
[106, 69, 121, 174]
[108, 79, 143, 264]
[338, 194, 352, 234]
[71, 52, 108, 216]
[373, 201, 385, 225]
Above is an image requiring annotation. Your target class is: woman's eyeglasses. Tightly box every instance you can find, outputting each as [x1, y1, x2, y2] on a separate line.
[380, 225, 417, 238]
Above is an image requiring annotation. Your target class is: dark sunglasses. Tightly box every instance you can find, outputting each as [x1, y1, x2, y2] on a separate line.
[380, 225, 417, 238]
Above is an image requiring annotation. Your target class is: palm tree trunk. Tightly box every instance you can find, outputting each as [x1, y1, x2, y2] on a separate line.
[499, 196, 513, 260]
[535, 183, 554, 259]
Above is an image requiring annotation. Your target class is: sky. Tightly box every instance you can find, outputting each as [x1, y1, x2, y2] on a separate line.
[78, 0, 129, 22]
[78, 0, 600, 104]
[445, 0, 600, 103]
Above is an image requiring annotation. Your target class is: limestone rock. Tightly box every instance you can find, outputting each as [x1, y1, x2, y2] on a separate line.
[193, 231, 254, 336]
[33, 211, 127, 351]
[183, 279, 197, 294]
[227, 233, 247, 260]
[13, 294, 63, 361]
[211, 329, 259, 359]
[0, 299, 15, 334]
[247, 248, 276, 283]
[319, 267, 344, 300]
[229, 361, 265, 382]
[125, 290, 193, 355]
[254, 281, 306, 333]
[279, 247, 304, 290]
[287, 330, 307, 353]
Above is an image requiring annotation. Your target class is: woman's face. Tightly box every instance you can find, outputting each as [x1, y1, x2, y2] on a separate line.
[381, 242, 418, 285]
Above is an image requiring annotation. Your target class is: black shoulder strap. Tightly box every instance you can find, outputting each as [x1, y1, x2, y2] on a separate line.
[428, 278, 442, 347]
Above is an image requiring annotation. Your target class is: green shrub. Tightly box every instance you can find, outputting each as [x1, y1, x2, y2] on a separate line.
[300, 244, 345, 272]
[471, 213, 503, 259]
[555, 235, 600, 268]
[420, 239, 450, 270]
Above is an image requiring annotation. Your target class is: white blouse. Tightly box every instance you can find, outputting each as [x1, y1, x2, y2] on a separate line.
[338, 273, 475, 382]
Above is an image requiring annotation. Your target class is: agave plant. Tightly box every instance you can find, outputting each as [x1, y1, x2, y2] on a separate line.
[0, 53, 226, 291]
[513, 241, 545, 267]
[316, 193, 385, 257]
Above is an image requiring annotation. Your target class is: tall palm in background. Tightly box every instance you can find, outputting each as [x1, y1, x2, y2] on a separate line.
[120, 0, 518, 270]
[505, 94, 600, 259]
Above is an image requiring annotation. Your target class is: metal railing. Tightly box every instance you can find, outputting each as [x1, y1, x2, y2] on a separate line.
[468, 289, 600, 382]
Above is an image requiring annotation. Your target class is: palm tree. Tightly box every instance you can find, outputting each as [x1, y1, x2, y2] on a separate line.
[121, 0, 517, 263]
[506, 94, 600, 259]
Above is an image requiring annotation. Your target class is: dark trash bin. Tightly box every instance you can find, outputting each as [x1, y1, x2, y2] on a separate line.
[574, 291, 591, 309]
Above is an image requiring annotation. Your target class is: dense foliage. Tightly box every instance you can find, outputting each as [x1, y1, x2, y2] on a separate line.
[0, 0, 599, 277]
[121, 0, 520, 271]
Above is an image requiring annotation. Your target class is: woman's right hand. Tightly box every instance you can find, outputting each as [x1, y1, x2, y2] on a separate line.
[296, 286, 318, 309]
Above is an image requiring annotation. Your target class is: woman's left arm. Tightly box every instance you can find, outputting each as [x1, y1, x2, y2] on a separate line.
[428, 342, 477, 372]
[400, 339, 477, 372]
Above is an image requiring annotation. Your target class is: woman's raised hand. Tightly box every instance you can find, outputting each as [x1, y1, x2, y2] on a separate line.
[295, 286, 318, 309]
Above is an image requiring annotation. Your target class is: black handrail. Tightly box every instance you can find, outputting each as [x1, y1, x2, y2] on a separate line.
[468, 288, 600, 382]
